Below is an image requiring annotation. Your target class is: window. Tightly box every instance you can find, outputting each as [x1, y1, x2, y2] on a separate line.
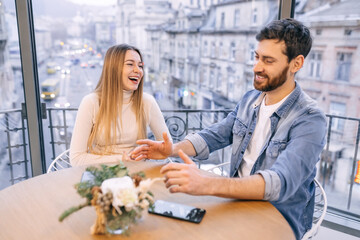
[216, 71, 222, 91]
[329, 101, 346, 132]
[336, 52, 352, 82]
[219, 41, 223, 58]
[316, 29, 322, 35]
[227, 75, 235, 100]
[230, 41, 236, 60]
[249, 43, 255, 63]
[203, 40, 208, 57]
[344, 29, 352, 36]
[210, 41, 216, 58]
[234, 9, 240, 27]
[210, 69, 215, 88]
[1, 0, 33, 188]
[220, 12, 225, 28]
[308, 51, 322, 78]
[252, 8, 257, 24]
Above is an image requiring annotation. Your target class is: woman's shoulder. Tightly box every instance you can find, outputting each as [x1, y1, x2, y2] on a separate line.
[79, 92, 99, 108]
[142, 92, 155, 101]
[142, 92, 157, 105]
[142, 92, 160, 112]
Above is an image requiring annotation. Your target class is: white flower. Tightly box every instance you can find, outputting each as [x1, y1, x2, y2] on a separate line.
[101, 176, 138, 208]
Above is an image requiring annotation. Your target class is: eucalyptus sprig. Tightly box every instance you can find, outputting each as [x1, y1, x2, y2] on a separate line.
[59, 163, 129, 222]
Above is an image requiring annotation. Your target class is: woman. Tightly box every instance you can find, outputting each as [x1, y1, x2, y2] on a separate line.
[70, 44, 171, 166]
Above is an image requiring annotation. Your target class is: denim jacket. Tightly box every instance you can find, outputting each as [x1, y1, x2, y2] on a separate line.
[185, 82, 327, 239]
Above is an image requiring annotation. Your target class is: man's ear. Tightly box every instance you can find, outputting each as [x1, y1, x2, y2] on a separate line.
[291, 55, 304, 74]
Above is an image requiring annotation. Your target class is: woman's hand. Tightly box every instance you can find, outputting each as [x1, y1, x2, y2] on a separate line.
[121, 151, 132, 161]
[130, 132, 173, 161]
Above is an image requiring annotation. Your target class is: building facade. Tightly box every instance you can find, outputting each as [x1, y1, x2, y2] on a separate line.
[297, 0, 360, 142]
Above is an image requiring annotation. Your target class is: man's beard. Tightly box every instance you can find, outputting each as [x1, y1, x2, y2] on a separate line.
[253, 65, 289, 92]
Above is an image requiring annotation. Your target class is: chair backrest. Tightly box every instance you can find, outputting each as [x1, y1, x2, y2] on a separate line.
[302, 178, 328, 240]
[47, 149, 72, 173]
[201, 161, 230, 176]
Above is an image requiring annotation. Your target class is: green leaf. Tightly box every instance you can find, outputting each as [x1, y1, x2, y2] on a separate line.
[59, 201, 90, 222]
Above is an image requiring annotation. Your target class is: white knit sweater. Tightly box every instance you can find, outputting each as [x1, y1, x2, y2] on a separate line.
[69, 91, 170, 166]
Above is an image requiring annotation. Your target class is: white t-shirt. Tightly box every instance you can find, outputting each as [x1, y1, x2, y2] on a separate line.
[238, 94, 289, 177]
[70, 91, 170, 166]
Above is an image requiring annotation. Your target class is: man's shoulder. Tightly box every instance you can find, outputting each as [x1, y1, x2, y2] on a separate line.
[236, 89, 262, 107]
[289, 89, 326, 123]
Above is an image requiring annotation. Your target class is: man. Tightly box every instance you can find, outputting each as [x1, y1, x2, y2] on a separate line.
[132, 18, 327, 240]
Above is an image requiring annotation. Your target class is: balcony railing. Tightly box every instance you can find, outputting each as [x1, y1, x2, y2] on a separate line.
[1, 107, 359, 219]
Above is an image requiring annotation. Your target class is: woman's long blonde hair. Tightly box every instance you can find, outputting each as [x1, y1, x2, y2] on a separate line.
[87, 44, 146, 154]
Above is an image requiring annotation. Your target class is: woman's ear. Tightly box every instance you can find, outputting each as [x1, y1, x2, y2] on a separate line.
[291, 55, 304, 74]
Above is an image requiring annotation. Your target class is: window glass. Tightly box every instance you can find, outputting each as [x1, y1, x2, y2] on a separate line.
[296, 0, 360, 214]
[336, 52, 352, 81]
[308, 51, 322, 78]
[2, 0, 278, 184]
[234, 9, 240, 27]
[0, 0, 31, 189]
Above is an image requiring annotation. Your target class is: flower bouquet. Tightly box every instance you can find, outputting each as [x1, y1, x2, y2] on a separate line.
[59, 162, 160, 235]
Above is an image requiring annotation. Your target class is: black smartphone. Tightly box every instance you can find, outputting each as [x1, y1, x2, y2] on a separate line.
[148, 200, 206, 223]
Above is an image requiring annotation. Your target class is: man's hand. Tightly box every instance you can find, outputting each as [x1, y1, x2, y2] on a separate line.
[130, 132, 173, 161]
[160, 150, 212, 195]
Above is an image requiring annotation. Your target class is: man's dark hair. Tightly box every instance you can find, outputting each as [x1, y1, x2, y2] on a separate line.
[256, 18, 312, 62]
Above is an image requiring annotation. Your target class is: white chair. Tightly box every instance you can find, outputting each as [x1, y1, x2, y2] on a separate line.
[47, 149, 72, 173]
[202, 161, 230, 176]
[302, 178, 328, 240]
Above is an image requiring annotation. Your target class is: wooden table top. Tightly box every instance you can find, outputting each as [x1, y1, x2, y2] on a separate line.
[0, 161, 295, 240]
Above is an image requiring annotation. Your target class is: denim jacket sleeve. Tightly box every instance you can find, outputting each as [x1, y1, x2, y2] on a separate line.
[258, 108, 327, 203]
[185, 104, 239, 160]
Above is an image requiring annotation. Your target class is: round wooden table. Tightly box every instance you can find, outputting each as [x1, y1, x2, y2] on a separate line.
[0, 161, 295, 240]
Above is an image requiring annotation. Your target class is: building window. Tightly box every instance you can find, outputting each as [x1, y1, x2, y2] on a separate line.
[308, 51, 322, 78]
[219, 41, 223, 58]
[228, 75, 235, 100]
[252, 8, 257, 24]
[329, 101, 346, 132]
[216, 72, 222, 91]
[234, 9, 240, 27]
[249, 43, 255, 63]
[230, 42, 236, 60]
[210, 70, 215, 88]
[336, 52, 352, 82]
[316, 29, 322, 35]
[344, 29, 352, 36]
[211, 41, 216, 58]
[220, 12, 225, 28]
[201, 68, 208, 87]
[203, 41, 208, 57]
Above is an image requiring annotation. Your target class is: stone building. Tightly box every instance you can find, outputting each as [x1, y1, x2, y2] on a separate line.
[297, 0, 360, 142]
[146, 0, 277, 109]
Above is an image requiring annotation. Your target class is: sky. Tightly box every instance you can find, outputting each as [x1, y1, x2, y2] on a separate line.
[68, 0, 117, 6]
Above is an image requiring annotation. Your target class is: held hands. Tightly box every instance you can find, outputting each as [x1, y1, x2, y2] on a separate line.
[160, 150, 212, 195]
[130, 132, 173, 161]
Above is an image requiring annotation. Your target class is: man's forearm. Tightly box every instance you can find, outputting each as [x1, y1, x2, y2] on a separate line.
[171, 140, 197, 157]
[205, 174, 265, 199]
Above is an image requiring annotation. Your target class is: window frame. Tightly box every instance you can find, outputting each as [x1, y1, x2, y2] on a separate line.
[14, 0, 295, 175]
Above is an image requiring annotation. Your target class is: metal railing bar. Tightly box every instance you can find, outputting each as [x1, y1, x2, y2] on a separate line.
[347, 121, 360, 210]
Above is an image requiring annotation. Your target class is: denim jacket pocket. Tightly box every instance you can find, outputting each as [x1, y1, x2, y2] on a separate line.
[232, 118, 247, 155]
[266, 140, 287, 158]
